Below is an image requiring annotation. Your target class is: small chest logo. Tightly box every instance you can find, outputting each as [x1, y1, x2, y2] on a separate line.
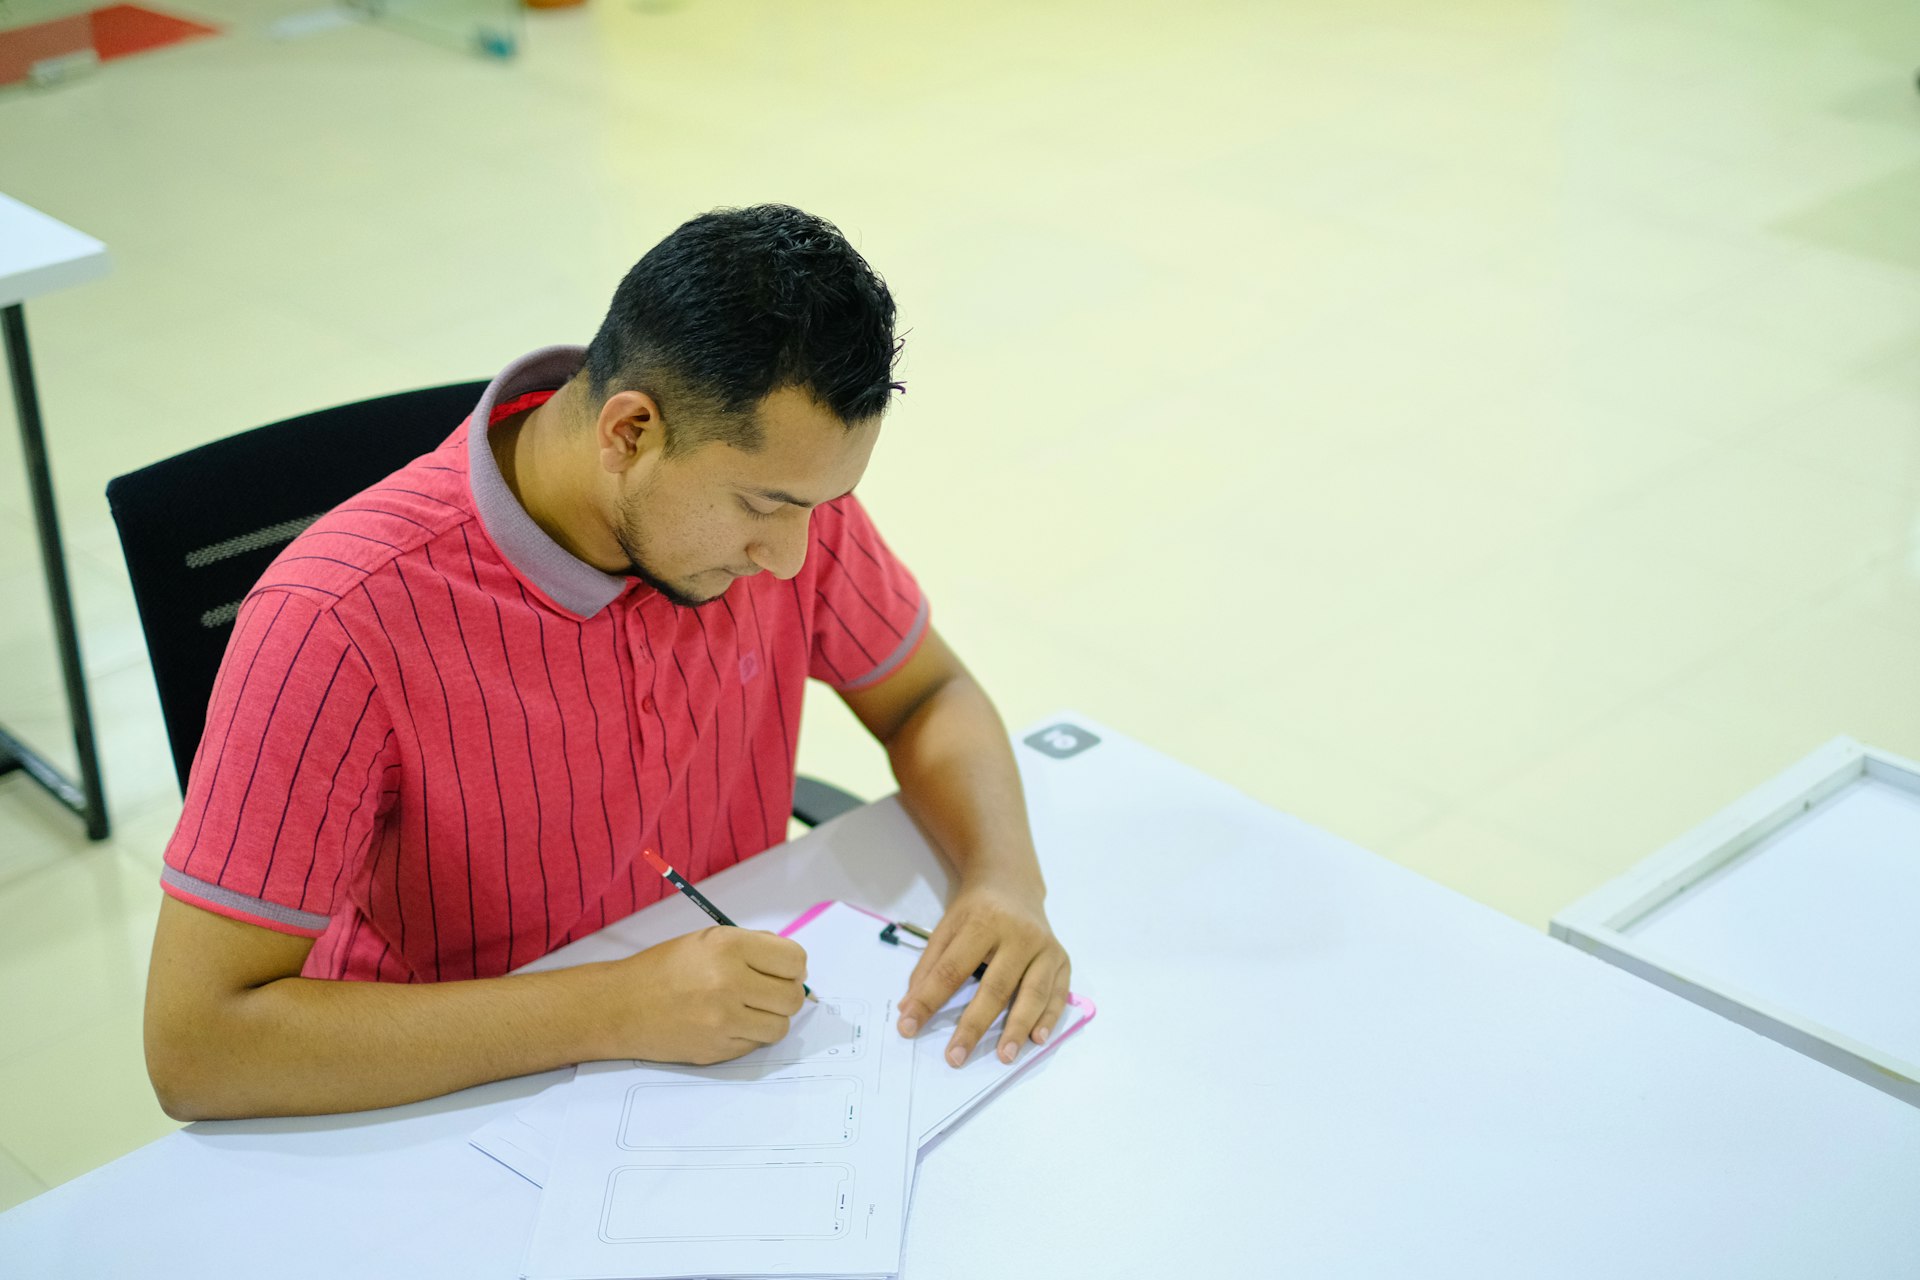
[739, 650, 761, 683]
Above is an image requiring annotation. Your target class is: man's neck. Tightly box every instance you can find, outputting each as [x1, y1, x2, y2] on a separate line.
[489, 383, 617, 571]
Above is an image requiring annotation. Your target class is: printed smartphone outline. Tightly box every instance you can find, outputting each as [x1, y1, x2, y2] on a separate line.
[618, 1076, 862, 1151]
[598, 1162, 852, 1243]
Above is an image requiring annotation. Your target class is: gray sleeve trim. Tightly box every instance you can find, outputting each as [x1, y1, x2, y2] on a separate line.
[841, 595, 931, 692]
[161, 864, 332, 933]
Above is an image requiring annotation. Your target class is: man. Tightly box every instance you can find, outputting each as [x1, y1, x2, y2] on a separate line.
[144, 205, 1070, 1120]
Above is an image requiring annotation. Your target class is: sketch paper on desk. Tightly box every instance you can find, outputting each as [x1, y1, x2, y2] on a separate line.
[520, 993, 916, 1280]
[473, 902, 1096, 1192]
[476, 997, 1092, 1191]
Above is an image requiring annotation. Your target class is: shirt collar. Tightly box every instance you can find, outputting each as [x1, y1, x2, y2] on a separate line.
[466, 345, 628, 619]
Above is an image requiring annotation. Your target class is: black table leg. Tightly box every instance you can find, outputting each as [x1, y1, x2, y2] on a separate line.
[1, 302, 109, 840]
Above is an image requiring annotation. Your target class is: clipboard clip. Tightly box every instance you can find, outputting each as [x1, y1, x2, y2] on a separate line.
[878, 920, 933, 952]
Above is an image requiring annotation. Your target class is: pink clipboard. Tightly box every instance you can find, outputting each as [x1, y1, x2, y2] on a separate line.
[780, 899, 1097, 1153]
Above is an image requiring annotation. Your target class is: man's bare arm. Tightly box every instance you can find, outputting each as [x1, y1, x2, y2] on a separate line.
[840, 627, 1071, 1067]
[144, 896, 808, 1120]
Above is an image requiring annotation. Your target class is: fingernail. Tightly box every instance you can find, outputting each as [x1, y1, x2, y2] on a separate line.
[898, 1016, 919, 1037]
[946, 1042, 966, 1068]
[1034, 1025, 1051, 1045]
[999, 1041, 1017, 1064]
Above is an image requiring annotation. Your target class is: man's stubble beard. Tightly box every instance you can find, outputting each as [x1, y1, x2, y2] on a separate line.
[612, 496, 724, 609]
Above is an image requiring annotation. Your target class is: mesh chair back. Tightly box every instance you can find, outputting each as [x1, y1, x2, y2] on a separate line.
[105, 381, 487, 793]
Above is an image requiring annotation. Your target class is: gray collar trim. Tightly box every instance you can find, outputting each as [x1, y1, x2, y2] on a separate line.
[466, 345, 626, 619]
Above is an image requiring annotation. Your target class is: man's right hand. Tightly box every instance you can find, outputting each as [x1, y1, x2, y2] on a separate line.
[597, 927, 809, 1065]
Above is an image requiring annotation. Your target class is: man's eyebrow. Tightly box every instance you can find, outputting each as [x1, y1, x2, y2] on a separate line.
[746, 485, 854, 510]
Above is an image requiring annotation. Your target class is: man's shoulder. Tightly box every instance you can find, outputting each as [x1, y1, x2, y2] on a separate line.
[805, 494, 882, 569]
[257, 447, 477, 607]
[805, 493, 916, 592]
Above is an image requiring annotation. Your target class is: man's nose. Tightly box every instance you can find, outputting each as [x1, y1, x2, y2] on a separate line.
[748, 516, 809, 580]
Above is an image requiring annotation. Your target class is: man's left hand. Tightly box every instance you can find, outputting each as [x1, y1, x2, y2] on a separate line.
[896, 877, 1070, 1067]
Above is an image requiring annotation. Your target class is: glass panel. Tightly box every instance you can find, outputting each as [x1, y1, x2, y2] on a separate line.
[347, 0, 520, 60]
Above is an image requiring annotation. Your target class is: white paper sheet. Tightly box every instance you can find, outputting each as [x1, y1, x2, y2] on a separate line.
[473, 902, 1095, 1192]
[521, 990, 916, 1280]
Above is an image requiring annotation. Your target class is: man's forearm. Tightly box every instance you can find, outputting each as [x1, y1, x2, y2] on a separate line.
[884, 672, 1045, 897]
[148, 897, 811, 1120]
[147, 956, 615, 1120]
[879, 667, 1071, 1060]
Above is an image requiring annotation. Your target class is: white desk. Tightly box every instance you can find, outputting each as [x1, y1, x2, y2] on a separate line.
[0, 192, 111, 839]
[4, 715, 1918, 1277]
[0, 194, 110, 310]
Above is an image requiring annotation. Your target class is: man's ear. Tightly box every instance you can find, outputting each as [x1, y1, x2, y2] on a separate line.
[595, 390, 665, 475]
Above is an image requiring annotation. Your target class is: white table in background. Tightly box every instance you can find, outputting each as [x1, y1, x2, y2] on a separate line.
[3, 714, 1917, 1277]
[0, 191, 110, 839]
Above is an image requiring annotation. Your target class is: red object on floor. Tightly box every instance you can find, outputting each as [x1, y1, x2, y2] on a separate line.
[0, 13, 92, 85]
[89, 4, 220, 61]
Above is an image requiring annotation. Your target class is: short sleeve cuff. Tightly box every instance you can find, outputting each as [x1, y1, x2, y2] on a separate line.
[161, 864, 332, 938]
[837, 595, 930, 692]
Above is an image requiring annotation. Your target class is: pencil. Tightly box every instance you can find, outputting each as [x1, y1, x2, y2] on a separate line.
[640, 848, 816, 1002]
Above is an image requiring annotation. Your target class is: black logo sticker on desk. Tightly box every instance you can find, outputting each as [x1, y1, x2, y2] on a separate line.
[1023, 723, 1100, 760]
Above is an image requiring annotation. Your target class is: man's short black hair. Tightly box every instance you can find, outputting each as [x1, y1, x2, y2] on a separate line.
[583, 204, 904, 454]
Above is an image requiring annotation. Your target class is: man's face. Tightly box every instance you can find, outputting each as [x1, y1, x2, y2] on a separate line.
[612, 385, 881, 608]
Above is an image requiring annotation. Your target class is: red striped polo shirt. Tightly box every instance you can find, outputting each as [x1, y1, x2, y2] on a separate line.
[160, 346, 928, 983]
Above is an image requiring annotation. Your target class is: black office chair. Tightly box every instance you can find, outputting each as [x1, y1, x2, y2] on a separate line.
[105, 381, 861, 827]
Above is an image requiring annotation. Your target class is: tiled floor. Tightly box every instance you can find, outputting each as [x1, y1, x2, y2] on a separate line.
[1, 0, 1915, 1209]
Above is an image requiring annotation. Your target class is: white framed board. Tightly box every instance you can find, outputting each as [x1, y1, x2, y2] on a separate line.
[1552, 736, 1920, 1109]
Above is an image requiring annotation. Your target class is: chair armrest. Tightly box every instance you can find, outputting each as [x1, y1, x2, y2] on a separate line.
[791, 775, 863, 828]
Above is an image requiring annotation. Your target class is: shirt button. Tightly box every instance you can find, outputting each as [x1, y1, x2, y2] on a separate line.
[642, 695, 657, 715]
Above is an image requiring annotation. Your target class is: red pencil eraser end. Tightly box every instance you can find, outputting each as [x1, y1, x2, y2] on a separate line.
[639, 848, 671, 877]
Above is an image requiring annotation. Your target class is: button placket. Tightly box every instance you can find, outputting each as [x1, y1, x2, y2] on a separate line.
[626, 603, 658, 719]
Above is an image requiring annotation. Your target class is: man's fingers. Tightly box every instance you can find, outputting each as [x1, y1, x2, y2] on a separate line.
[898, 923, 992, 1037]
[741, 972, 807, 1018]
[734, 1006, 790, 1046]
[738, 932, 808, 982]
[896, 931, 950, 1035]
[904, 935, 939, 1002]
[943, 947, 1034, 1067]
[1033, 969, 1070, 1045]
[995, 956, 1061, 1063]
